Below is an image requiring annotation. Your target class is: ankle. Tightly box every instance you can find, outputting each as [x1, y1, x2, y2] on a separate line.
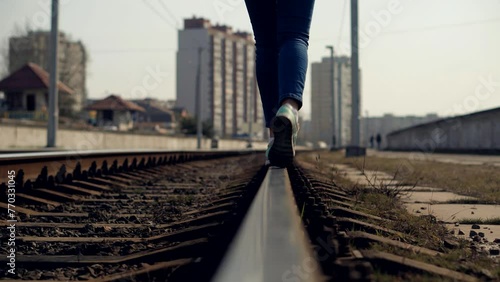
[281, 99, 299, 111]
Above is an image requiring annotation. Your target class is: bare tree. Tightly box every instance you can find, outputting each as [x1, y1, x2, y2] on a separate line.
[0, 23, 31, 77]
[0, 38, 8, 78]
[1, 22, 88, 118]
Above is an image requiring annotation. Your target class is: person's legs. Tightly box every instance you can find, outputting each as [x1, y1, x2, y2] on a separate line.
[277, 0, 315, 110]
[244, 0, 279, 129]
[268, 0, 315, 167]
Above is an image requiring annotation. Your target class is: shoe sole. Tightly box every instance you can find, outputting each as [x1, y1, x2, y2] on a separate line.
[269, 115, 294, 167]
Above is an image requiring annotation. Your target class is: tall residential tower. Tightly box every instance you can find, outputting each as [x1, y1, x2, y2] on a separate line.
[176, 17, 264, 139]
[310, 56, 356, 147]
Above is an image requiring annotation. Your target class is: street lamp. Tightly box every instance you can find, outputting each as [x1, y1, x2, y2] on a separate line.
[326, 45, 335, 149]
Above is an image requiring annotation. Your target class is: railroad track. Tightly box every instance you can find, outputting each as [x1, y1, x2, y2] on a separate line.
[0, 150, 494, 281]
[287, 162, 483, 282]
[0, 150, 265, 281]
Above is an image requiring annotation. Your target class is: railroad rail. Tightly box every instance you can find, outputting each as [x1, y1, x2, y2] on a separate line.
[0, 150, 491, 281]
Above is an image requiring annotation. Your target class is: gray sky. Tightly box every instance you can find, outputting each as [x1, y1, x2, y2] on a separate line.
[0, 0, 499, 119]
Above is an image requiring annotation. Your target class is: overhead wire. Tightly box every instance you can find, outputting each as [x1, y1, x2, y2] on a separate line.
[142, 0, 177, 30]
[381, 17, 500, 35]
[91, 48, 176, 54]
[157, 0, 180, 30]
[337, 0, 348, 47]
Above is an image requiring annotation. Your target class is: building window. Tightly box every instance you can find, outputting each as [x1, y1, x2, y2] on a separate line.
[6, 92, 23, 110]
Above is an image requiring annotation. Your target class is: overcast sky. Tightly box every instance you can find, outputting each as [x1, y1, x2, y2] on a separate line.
[0, 0, 499, 119]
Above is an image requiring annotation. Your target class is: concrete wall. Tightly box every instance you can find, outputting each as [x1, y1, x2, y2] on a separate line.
[0, 124, 267, 150]
[362, 114, 440, 149]
[386, 109, 500, 152]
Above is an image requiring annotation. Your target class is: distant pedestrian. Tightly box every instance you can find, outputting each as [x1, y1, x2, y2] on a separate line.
[376, 133, 382, 149]
[369, 135, 374, 148]
[244, 0, 316, 167]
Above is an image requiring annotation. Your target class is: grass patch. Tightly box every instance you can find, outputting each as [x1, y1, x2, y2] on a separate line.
[370, 243, 500, 280]
[296, 152, 500, 281]
[355, 190, 448, 250]
[297, 151, 500, 203]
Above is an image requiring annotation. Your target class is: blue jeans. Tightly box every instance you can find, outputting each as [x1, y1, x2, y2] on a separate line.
[245, 0, 315, 127]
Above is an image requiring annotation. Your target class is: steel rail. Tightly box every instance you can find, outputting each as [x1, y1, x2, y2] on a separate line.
[212, 167, 323, 282]
[0, 149, 261, 185]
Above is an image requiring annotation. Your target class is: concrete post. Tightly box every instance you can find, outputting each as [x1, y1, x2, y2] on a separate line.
[350, 0, 361, 147]
[47, 0, 59, 147]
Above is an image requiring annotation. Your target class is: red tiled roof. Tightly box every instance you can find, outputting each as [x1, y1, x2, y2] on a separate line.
[85, 95, 146, 112]
[0, 63, 74, 94]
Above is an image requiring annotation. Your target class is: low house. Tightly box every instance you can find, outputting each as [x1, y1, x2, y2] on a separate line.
[132, 99, 176, 131]
[85, 95, 145, 131]
[172, 107, 188, 120]
[0, 63, 74, 121]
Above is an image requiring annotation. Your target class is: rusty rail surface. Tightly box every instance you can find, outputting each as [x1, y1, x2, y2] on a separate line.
[0, 149, 255, 188]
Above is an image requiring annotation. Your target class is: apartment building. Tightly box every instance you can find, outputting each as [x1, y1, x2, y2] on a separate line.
[310, 56, 354, 147]
[176, 17, 264, 139]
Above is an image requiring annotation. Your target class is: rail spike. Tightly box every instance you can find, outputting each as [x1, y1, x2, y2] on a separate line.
[130, 158, 137, 170]
[89, 161, 97, 177]
[159, 156, 166, 165]
[138, 158, 145, 169]
[35, 166, 49, 188]
[47, 175, 55, 189]
[121, 159, 129, 172]
[65, 173, 73, 184]
[101, 160, 109, 175]
[73, 163, 82, 180]
[81, 170, 89, 180]
[15, 169, 24, 190]
[23, 179, 33, 190]
[110, 160, 118, 174]
[55, 165, 66, 184]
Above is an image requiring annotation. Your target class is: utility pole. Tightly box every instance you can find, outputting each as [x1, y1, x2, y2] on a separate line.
[350, 0, 361, 147]
[47, 0, 59, 147]
[326, 45, 335, 149]
[337, 60, 342, 147]
[365, 110, 369, 147]
[195, 47, 203, 149]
